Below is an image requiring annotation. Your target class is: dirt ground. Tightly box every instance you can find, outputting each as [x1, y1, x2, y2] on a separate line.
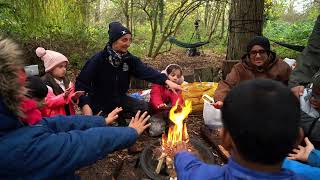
[77, 50, 225, 180]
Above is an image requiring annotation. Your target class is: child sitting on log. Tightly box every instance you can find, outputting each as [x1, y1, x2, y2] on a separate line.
[298, 71, 320, 148]
[173, 79, 307, 179]
[149, 64, 184, 136]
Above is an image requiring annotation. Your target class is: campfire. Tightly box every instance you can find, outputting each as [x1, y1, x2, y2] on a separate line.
[140, 99, 216, 180]
[156, 99, 192, 178]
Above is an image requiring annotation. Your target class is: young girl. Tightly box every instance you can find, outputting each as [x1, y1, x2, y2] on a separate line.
[19, 75, 48, 125]
[149, 64, 184, 136]
[36, 47, 84, 117]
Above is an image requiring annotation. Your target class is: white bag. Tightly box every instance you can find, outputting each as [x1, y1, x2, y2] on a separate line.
[202, 94, 222, 128]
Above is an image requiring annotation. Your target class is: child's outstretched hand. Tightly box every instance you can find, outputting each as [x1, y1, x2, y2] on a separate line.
[172, 142, 188, 157]
[288, 137, 314, 162]
[129, 111, 151, 135]
[157, 103, 169, 110]
[105, 107, 123, 125]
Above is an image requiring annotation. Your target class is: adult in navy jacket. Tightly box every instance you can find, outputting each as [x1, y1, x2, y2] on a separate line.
[0, 36, 150, 179]
[75, 22, 182, 117]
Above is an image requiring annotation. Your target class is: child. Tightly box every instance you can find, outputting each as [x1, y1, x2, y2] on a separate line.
[19, 75, 48, 125]
[0, 36, 150, 179]
[173, 79, 306, 179]
[298, 71, 320, 147]
[149, 64, 184, 136]
[213, 36, 291, 108]
[36, 47, 84, 117]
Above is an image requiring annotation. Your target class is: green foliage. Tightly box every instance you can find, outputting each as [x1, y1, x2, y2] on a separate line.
[0, 0, 317, 65]
[264, 19, 314, 58]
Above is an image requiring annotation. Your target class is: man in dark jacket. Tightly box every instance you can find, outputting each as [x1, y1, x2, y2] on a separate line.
[76, 22, 181, 117]
[0, 36, 150, 179]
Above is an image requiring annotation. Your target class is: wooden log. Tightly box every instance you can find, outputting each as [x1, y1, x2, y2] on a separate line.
[200, 125, 229, 162]
[194, 67, 220, 82]
[183, 73, 195, 83]
[222, 60, 240, 80]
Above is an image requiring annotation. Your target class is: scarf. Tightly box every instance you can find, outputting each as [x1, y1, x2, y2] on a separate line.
[105, 44, 128, 68]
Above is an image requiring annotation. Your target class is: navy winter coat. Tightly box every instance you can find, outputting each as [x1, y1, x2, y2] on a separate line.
[0, 99, 138, 179]
[75, 48, 168, 114]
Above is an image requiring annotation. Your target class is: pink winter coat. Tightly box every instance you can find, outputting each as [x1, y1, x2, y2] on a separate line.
[41, 83, 76, 117]
[150, 84, 183, 111]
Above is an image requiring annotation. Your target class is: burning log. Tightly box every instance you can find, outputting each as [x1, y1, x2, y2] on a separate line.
[155, 153, 166, 174]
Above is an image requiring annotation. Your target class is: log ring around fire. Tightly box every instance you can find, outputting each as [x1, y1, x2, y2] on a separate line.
[140, 138, 216, 180]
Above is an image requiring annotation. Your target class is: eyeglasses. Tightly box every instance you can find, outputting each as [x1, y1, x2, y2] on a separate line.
[249, 50, 267, 57]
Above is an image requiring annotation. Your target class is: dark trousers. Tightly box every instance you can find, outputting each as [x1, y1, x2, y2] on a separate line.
[99, 95, 150, 125]
[301, 111, 320, 148]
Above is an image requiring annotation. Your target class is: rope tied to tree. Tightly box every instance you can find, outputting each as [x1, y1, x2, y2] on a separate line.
[229, 19, 263, 34]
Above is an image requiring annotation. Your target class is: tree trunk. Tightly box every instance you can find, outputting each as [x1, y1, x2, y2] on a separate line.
[130, 0, 133, 33]
[204, 0, 210, 29]
[220, 2, 226, 39]
[124, 0, 130, 29]
[94, 0, 101, 23]
[147, 1, 159, 57]
[226, 0, 264, 60]
[208, 2, 222, 41]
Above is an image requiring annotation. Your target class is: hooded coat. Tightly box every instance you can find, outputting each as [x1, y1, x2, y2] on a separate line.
[0, 37, 138, 179]
[214, 53, 292, 102]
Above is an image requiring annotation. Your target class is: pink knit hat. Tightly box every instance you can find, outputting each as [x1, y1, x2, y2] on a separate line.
[36, 47, 69, 72]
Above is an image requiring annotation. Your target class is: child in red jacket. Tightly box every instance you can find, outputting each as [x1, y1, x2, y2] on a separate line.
[149, 64, 184, 136]
[36, 47, 84, 117]
[19, 75, 48, 125]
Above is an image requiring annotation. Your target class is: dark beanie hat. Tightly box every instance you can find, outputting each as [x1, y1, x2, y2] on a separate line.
[108, 22, 131, 44]
[26, 76, 48, 100]
[247, 36, 271, 53]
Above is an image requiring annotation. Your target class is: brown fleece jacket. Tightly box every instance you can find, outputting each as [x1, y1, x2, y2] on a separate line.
[214, 54, 292, 102]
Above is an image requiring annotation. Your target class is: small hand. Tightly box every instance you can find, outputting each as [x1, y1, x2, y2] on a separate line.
[129, 110, 151, 135]
[105, 107, 123, 125]
[71, 91, 85, 100]
[157, 103, 168, 109]
[64, 87, 72, 99]
[82, 104, 93, 115]
[291, 86, 304, 98]
[213, 101, 223, 109]
[172, 142, 188, 157]
[288, 137, 314, 162]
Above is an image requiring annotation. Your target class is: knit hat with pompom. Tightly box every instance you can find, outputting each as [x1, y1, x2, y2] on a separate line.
[35, 47, 68, 72]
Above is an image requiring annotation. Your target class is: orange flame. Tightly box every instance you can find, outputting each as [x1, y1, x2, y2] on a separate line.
[162, 99, 192, 148]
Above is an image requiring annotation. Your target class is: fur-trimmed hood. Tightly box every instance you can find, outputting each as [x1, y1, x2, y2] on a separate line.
[0, 36, 25, 118]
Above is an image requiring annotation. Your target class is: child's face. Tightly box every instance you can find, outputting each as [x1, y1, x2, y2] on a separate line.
[249, 45, 268, 67]
[168, 69, 182, 84]
[51, 62, 67, 79]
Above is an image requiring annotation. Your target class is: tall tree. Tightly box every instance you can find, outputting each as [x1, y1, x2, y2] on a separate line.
[226, 0, 265, 60]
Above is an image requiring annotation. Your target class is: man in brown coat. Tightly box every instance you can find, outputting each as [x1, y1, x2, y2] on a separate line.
[214, 36, 292, 108]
